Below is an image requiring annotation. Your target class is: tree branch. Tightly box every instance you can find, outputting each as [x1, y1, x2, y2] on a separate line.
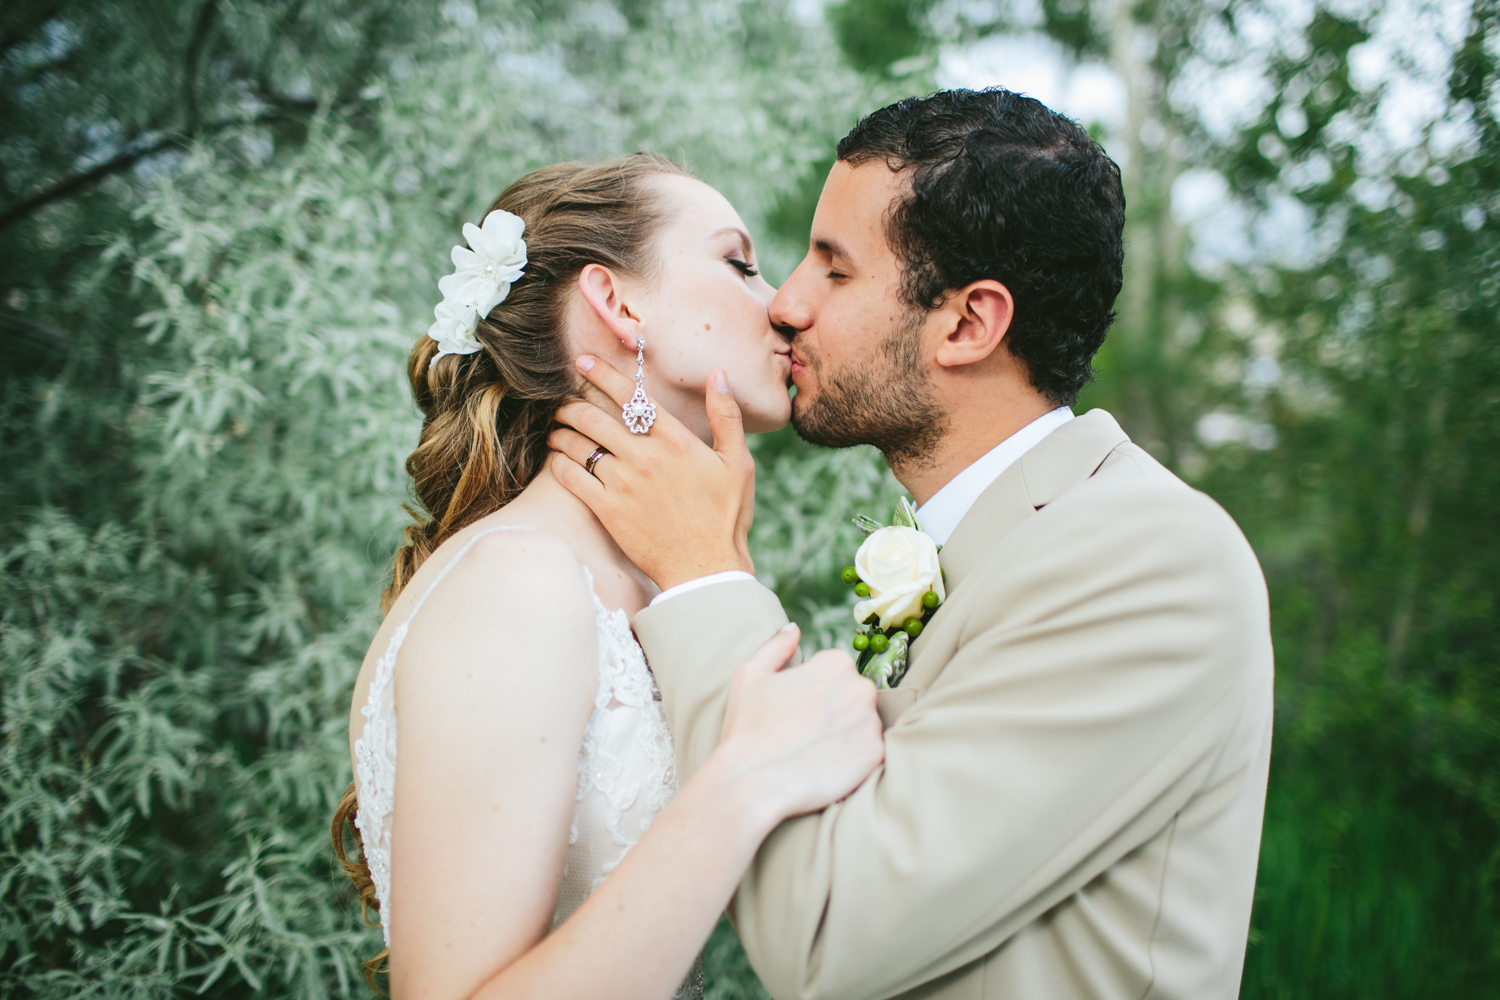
[0, 133, 180, 235]
[1, 4, 385, 242]
[0, 312, 73, 351]
[0, 107, 316, 235]
[182, 0, 222, 134]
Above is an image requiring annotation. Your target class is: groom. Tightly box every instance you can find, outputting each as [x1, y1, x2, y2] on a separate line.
[552, 89, 1272, 1000]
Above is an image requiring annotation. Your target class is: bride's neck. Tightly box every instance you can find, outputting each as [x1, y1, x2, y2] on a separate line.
[514, 464, 610, 539]
[506, 464, 654, 593]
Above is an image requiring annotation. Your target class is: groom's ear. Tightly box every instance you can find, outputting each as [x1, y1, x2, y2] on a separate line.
[933, 280, 1014, 370]
[578, 264, 643, 349]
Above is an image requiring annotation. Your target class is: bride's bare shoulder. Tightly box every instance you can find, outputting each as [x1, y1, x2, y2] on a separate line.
[392, 524, 599, 694]
[394, 523, 593, 622]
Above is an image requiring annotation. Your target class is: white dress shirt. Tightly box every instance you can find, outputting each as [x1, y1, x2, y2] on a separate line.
[914, 406, 1073, 545]
[650, 406, 1074, 606]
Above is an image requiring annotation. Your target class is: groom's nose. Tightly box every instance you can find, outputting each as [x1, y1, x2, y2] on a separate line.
[769, 257, 816, 336]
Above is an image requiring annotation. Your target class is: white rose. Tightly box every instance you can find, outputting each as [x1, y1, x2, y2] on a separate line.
[853, 525, 945, 630]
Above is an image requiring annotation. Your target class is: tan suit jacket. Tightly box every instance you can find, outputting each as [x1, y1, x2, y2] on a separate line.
[632, 409, 1273, 1000]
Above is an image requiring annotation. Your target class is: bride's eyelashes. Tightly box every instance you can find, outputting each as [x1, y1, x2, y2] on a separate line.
[726, 256, 760, 278]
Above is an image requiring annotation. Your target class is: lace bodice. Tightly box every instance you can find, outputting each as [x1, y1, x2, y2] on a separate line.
[352, 526, 701, 998]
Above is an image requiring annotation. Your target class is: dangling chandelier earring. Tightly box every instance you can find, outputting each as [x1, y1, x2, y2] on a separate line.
[622, 336, 657, 434]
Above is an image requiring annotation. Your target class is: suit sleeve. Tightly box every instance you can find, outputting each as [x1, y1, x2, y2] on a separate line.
[634, 483, 1270, 1000]
[632, 578, 792, 783]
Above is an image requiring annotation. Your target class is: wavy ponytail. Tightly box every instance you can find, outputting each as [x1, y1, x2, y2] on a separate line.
[385, 152, 692, 612]
[333, 153, 692, 985]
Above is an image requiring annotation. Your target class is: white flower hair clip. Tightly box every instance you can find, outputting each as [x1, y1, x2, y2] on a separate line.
[426, 209, 528, 365]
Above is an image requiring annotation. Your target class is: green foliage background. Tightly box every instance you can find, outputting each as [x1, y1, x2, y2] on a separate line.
[1, 0, 1495, 996]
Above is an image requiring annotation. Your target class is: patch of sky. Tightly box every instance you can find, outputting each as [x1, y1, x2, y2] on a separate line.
[1282, 152, 1334, 190]
[788, 0, 829, 26]
[1245, 355, 1282, 393]
[578, 0, 630, 35]
[1171, 169, 1250, 274]
[935, 32, 1125, 132]
[1171, 56, 1272, 141]
[1345, 0, 1474, 162]
[928, 0, 1033, 35]
[440, 0, 479, 28]
[1197, 411, 1279, 451]
[1276, 102, 1309, 139]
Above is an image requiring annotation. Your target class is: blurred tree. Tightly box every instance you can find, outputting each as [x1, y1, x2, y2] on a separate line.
[0, 0, 431, 528]
[825, 0, 931, 75]
[0, 1, 875, 995]
[1199, 3, 1500, 992]
[3, 0, 1496, 996]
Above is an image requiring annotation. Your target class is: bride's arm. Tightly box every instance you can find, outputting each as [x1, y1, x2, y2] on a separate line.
[388, 529, 881, 1000]
[389, 530, 598, 999]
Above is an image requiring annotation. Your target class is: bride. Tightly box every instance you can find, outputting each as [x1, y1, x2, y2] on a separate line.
[331, 153, 885, 1000]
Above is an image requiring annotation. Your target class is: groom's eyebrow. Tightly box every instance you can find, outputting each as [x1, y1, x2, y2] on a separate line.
[814, 237, 856, 265]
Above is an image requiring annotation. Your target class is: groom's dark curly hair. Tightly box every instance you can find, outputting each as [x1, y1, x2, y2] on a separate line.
[837, 88, 1125, 407]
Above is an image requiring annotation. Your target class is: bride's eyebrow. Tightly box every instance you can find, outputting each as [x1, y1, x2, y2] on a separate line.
[709, 226, 755, 258]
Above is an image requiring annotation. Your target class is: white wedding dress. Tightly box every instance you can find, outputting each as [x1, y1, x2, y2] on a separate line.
[352, 526, 704, 998]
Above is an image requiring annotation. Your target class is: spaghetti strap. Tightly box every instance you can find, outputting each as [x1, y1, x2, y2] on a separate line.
[398, 525, 537, 631]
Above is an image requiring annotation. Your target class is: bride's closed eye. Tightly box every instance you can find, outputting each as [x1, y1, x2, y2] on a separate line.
[727, 256, 760, 278]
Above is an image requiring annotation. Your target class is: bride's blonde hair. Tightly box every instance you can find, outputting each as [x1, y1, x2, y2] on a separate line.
[332, 153, 692, 986]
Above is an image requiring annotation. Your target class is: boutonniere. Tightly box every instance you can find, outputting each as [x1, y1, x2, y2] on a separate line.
[839, 498, 945, 689]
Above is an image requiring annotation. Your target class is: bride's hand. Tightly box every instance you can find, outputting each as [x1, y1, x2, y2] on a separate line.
[549, 358, 755, 592]
[713, 625, 885, 825]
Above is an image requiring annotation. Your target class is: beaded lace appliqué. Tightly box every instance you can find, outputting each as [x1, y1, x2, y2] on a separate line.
[351, 528, 698, 998]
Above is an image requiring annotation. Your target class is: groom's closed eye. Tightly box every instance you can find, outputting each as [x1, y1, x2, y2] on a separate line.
[811, 238, 854, 282]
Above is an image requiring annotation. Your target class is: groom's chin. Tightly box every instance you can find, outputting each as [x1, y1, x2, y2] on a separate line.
[790, 396, 851, 449]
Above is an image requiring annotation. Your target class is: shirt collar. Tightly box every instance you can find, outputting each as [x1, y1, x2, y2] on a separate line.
[916, 406, 1074, 545]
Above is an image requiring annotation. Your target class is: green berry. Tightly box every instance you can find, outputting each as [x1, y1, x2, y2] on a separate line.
[870, 632, 890, 653]
[922, 590, 940, 609]
[852, 633, 870, 651]
[854, 582, 871, 598]
[903, 618, 924, 638]
[841, 566, 859, 585]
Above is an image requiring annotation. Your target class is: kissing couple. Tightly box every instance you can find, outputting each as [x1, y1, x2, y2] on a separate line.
[334, 88, 1273, 1000]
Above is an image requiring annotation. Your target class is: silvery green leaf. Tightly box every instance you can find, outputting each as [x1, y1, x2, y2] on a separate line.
[852, 514, 886, 536]
[892, 496, 924, 532]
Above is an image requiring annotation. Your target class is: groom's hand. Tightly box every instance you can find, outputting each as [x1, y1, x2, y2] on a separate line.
[549, 357, 756, 592]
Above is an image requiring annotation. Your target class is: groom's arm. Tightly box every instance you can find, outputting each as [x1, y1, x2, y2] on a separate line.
[635, 482, 1271, 1000]
[632, 579, 792, 780]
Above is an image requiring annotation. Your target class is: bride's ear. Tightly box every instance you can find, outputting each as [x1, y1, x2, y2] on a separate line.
[577, 264, 643, 349]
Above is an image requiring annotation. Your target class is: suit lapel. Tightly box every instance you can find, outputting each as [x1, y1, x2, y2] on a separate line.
[905, 410, 1131, 691]
[937, 408, 1130, 595]
[936, 462, 1035, 596]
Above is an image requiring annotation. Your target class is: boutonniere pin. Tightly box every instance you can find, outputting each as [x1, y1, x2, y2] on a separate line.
[839, 498, 945, 690]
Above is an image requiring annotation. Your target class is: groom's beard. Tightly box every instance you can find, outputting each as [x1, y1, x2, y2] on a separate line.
[791, 312, 948, 472]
